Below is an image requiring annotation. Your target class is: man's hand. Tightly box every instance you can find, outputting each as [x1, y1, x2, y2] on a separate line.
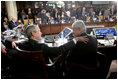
[12, 42, 16, 49]
[17, 24, 22, 27]
[54, 35, 59, 39]
[75, 36, 89, 44]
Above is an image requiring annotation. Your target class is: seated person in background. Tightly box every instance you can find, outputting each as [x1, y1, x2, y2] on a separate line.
[17, 24, 88, 63]
[1, 17, 9, 32]
[90, 12, 97, 22]
[17, 20, 24, 32]
[9, 17, 21, 29]
[65, 20, 98, 78]
[1, 20, 8, 32]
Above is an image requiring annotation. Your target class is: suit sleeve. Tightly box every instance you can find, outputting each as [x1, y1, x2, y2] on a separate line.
[4, 40, 12, 49]
[42, 40, 76, 57]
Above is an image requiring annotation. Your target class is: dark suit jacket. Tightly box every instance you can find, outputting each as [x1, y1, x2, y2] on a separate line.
[70, 9, 76, 17]
[41, 13, 48, 24]
[67, 33, 98, 67]
[65, 33, 98, 78]
[18, 39, 76, 63]
[53, 11, 60, 20]
[9, 20, 18, 29]
[2, 39, 13, 49]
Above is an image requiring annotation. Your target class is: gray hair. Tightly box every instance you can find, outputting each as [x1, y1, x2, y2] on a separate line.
[25, 24, 37, 38]
[12, 17, 17, 21]
[72, 20, 86, 32]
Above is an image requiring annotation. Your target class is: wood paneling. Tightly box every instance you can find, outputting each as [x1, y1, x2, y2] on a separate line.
[39, 21, 117, 35]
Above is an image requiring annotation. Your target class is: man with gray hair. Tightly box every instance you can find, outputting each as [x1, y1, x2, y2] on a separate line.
[9, 17, 21, 29]
[65, 20, 98, 78]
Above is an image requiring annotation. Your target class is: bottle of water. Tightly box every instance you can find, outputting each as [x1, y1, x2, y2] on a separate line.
[61, 32, 64, 39]
[17, 30, 21, 40]
[61, 32, 64, 44]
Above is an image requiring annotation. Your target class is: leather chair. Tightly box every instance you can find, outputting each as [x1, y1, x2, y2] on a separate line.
[15, 46, 48, 79]
[96, 52, 112, 79]
[24, 19, 28, 25]
[64, 52, 112, 79]
[15, 46, 63, 79]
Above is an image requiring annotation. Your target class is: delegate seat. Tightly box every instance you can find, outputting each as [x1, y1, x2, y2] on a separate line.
[64, 52, 112, 79]
[15, 46, 48, 79]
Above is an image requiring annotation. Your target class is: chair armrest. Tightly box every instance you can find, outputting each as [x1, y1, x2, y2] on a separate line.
[46, 58, 54, 66]
[46, 55, 62, 67]
[97, 51, 105, 56]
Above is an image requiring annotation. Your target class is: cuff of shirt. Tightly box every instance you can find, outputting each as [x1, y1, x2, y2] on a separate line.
[73, 38, 77, 44]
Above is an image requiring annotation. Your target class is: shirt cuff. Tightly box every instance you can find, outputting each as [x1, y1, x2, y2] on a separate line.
[73, 38, 77, 44]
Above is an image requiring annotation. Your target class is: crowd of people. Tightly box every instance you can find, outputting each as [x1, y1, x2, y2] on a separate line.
[1, 4, 117, 32]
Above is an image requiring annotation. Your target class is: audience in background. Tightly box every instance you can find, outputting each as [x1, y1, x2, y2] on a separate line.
[1, 4, 117, 27]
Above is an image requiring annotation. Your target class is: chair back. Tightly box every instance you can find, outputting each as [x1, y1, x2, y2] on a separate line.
[24, 19, 28, 25]
[65, 52, 111, 79]
[96, 52, 112, 79]
[24, 19, 33, 25]
[16, 46, 48, 79]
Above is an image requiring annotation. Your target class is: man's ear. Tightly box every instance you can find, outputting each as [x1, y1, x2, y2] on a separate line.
[31, 32, 35, 36]
[78, 27, 81, 31]
[78, 27, 82, 33]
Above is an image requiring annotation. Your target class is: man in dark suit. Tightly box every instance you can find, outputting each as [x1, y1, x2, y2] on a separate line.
[65, 20, 98, 78]
[70, 8, 76, 23]
[41, 9, 48, 24]
[53, 8, 61, 22]
[9, 17, 21, 29]
[17, 24, 88, 63]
